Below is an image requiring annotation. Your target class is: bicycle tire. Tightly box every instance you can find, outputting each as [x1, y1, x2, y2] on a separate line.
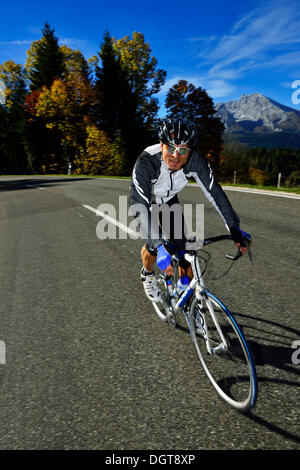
[189, 293, 258, 412]
[151, 273, 172, 322]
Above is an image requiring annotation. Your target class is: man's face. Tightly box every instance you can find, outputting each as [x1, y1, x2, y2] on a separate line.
[161, 142, 190, 171]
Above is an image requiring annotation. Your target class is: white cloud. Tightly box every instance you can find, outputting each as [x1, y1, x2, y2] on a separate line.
[206, 80, 236, 99]
[0, 40, 33, 46]
[161, 1, 300, 102]
[59, 38, 90, 50]
[157, 76, 204, 96]
[157, 75, 237, 103]
[204, 0, 300, 79]
[185, 36, 217, 43]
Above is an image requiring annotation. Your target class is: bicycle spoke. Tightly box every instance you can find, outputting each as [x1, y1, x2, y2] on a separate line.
[152, 275, 172, 322]
[190, 295, 257, 412]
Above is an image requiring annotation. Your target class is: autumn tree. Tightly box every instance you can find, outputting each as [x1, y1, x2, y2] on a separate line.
[25, 25, 96, 172]
[165, 80, 224, 172]
[113, 32, 166, 127]
[75, 124, 113, 175]
[35, 74, 95, 169]
[113, 32, 166, 166]
[61, 45, 90, 81]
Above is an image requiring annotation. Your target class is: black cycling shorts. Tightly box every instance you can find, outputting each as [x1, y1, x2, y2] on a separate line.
[145, 195, 190, 269]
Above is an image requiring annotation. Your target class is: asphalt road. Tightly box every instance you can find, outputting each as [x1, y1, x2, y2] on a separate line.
[0, 175, 299, 450]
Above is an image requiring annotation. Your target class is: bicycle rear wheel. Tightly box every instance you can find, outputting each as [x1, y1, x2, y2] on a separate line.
[190, 293, 257, 412]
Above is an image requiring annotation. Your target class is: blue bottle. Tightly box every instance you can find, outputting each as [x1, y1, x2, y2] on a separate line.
[177, 283, 195, 309]
[176, 275, 190, 295]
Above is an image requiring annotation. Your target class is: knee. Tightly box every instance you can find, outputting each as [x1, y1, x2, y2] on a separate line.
[141, 244, 157, 258]
[141, 245, 157, 264]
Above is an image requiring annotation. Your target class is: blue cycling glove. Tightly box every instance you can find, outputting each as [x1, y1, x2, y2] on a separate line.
[230, 225, 251, 246]
[157, 244, 172, 271]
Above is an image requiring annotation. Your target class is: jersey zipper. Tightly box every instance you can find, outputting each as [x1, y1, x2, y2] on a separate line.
[167, 170, 174, 197]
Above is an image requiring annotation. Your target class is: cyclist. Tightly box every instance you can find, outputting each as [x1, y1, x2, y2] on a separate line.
[129, 118, 251, 303]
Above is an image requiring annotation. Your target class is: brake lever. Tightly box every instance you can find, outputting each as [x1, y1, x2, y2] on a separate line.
[225, 241, 254, 264]
[225, 251, 243, 261]
[246, 244, 254, 265]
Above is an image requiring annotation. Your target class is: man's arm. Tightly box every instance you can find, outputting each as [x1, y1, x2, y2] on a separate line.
[129, 151, 161, 248]
[186, 152, 251, 252]
[187, 152, 240, 228]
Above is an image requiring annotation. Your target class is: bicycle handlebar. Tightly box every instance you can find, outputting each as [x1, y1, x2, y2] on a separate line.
[203, 235, 232, 246]
[167, 234, 254, 265]
[203, 235, 254, 265]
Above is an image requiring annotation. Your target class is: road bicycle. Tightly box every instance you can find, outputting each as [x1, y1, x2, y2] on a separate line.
[151, 235, 258, 413]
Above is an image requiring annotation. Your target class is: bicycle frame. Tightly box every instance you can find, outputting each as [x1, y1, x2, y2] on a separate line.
[169, 250, 228, 356]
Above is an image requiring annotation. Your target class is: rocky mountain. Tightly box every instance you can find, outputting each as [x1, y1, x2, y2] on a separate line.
[215, 93, 300, 148]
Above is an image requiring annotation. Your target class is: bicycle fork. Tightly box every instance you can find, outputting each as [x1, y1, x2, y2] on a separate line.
[187, 290, 228, 356]
[201, 293, 229, 355]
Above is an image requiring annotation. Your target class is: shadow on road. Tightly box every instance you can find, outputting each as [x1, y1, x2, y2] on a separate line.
[175, 309, 300, 445]
[0, 177, 92, 192]
[226, 312, 300, 445]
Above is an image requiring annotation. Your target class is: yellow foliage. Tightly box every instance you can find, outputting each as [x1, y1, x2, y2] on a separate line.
[0, 60, 26, 108]
[115, 32, 153, 73]
[248, 167, 269, 185]
[74, 124, 114, 175]
[74, 125, 128, 176]
[35, 76, 95, 158]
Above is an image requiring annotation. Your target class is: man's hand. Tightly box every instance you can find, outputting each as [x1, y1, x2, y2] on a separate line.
[230, 225, 252, 255]
[163, 265, 174, 276]
[236, 241, 251, 255]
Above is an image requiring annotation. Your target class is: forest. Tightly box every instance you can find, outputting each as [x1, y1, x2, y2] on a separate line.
[1, 23, 299, 187]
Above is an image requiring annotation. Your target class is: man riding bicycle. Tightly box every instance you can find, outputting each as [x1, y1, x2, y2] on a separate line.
[129, 118, 251, 303]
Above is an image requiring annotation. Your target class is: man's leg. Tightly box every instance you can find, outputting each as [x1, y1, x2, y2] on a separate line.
[166, 196, 193, 280]
[140, 244, 161, 303]
[178, 263, 193, 279]
[141, 244, 157, 273]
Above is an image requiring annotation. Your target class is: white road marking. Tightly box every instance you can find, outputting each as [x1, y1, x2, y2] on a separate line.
[82, 204, 138, 237]
[223, 187, 300, 200]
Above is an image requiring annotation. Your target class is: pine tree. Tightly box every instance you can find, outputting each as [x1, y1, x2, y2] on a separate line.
[24, 23, 67, 172]
[165, 80, 225, 172]
[27, 22, 65, 91]
[95, 32, 132, 135]
[0, 61, 28, 173]
[94, 31, 137, 172]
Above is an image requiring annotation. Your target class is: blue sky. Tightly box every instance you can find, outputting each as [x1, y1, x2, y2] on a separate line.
[1, 0, 300, 114]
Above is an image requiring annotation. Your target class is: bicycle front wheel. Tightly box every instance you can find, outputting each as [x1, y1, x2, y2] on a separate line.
[151, 273, 172, 322]
[190, 293, 257, 412]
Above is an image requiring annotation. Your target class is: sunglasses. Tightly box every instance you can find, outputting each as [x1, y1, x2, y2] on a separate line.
[165, 144, 190, 156]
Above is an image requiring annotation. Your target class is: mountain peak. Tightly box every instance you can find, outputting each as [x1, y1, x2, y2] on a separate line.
[215, 93, 300, 135]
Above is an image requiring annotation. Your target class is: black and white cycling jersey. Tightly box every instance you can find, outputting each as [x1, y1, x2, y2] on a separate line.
[129, 143, 240, 248]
